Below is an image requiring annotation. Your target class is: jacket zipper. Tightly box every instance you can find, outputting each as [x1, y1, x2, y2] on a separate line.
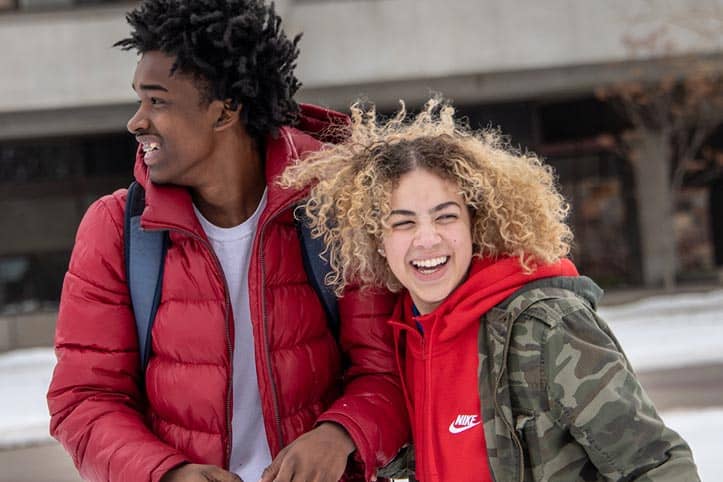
[256, 194, 307, 452]
[258, 222, 284, 450]
[161, 227, 235, 468]
[492, 315, 525, 482]
[423, 335, 434, 481]
[257, 129, 311, 453]
[408, 320, 432, 482]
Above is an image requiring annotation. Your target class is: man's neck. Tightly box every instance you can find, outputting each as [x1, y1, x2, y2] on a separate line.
[192, 134, 266, 228]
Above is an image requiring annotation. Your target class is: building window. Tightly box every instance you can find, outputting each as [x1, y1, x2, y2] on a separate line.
[545, 148, 641, 286]
[0, 133, 135, 314]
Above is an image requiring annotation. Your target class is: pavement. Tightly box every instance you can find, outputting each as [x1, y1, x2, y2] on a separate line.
[638, 362, 723, 412]
[600, 280, 722, 306]
[0, 443, 82, 482]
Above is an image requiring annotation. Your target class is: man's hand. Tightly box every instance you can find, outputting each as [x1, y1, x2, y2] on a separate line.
[160, 463, 243, 482]
[258, 422, 356, 482]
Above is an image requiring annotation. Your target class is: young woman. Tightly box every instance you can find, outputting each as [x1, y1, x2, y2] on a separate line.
[280, 99, 699, 482]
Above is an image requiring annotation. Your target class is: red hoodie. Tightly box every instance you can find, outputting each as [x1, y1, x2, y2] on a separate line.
[389, 256, 578, 482]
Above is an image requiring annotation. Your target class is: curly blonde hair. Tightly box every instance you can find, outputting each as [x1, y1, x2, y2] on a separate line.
[279, 98, 573, 295]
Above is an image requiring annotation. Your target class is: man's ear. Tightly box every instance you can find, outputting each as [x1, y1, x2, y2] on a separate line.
[213, 100, 241, 131]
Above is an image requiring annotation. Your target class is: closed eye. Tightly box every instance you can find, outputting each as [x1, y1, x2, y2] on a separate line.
[436, 213, 458, 223]
[391, 220, 414, 229]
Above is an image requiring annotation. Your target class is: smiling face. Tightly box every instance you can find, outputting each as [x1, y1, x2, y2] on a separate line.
[381, 168, 473, 314]
[127, 51, 224, 186]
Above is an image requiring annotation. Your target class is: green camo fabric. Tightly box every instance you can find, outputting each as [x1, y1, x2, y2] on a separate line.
[479, 276, 700, 481]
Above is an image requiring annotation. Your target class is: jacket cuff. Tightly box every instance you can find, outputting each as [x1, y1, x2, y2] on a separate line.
[316, 411, 374, 480]
[150, 454, 190, 482]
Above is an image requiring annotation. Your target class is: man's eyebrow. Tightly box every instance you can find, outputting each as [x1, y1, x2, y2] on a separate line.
[131, 83, 169, 92]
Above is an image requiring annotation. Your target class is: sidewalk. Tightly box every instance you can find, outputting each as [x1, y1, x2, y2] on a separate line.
[600, 279, 722, 306]
[0, 443, 81, 482]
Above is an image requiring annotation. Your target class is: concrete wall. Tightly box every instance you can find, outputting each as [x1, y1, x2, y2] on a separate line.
[0, 5, 136, 112]
[0, 311, 57, 351]
[0, 0, 721, 137]
[291, 0, 723, 88]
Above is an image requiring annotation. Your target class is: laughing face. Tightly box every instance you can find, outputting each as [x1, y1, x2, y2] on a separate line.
[381, 168, 473, 314]
[127, 51, 223, 186]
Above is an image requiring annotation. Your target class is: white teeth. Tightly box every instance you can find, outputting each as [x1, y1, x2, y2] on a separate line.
[142, 143, 160, 153]
[411, 256, 448, 269]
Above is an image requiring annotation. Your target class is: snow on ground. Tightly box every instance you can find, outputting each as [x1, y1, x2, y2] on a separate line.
[0, 347, 55, 448]
[661, 408, 723, 482]
[600, 289, 723, 372]
[0, 289, 721, 478]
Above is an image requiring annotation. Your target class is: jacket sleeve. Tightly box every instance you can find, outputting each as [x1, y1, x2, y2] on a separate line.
[46, 195, 188, 482]
[543, 303, 700, 482]
[315, 285, 410, 480]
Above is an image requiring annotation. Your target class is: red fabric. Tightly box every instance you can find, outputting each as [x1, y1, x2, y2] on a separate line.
[47, 105, 409, 482]
[390, 256, 578, 482]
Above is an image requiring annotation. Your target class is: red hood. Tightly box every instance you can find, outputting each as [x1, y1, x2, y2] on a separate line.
[131, 103, 348, 234]
[393, 256, 579, 345]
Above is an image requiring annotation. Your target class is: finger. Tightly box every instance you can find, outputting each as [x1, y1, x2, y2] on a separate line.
[200, 468, 217, 481]
[259, 456, 282, 482]
[204, 466, 243, 482]
[271, 453, 299, 482]
[273, 464, 294, 482]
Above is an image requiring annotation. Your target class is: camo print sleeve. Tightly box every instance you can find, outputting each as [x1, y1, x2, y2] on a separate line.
[542, 303, 700, 481]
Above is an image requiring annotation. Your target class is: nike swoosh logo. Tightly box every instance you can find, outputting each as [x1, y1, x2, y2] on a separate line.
[448, 421, 481, 434]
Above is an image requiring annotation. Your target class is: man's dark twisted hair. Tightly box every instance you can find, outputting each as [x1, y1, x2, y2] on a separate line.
[115, 0, 301, 139]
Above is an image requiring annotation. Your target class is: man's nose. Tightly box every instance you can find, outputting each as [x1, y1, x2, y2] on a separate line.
[127, 106, 149, 134]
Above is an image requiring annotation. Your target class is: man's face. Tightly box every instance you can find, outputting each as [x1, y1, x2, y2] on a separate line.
[127, 51, 221, 186]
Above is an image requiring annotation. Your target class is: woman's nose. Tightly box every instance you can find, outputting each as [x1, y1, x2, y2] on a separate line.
[413, 223, 441, 248]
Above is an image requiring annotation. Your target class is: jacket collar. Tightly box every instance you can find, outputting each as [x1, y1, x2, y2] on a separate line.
[133, 124, 320, 235]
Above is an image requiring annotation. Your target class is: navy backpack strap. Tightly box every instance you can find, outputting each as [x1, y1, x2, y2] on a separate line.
[124, 181, 168, 373]
[296, 207, 341, 340]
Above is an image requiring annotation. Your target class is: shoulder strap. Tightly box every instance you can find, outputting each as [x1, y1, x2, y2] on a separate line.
[124, 181, 168, 373]
[296, 207, 340, 339]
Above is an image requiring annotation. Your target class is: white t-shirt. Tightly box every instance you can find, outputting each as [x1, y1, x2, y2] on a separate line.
[193, 191, 271, 481]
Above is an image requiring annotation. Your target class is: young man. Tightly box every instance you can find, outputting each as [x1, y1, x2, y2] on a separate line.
[46, 2, 408, 482]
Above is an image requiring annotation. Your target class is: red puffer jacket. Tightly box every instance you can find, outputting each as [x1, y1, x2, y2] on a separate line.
[47, 105, 409, 482]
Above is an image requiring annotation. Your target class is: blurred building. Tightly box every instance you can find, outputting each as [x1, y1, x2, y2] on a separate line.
[1, 0, 722, 346]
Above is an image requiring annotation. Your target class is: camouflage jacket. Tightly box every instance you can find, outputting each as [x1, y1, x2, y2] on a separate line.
[480, 276, 700, 481]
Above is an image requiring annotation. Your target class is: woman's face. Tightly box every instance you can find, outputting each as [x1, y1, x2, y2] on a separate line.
[381, 168, 473, 314]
